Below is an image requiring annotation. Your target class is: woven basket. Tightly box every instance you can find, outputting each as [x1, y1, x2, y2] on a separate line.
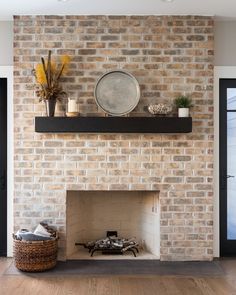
[13, 235, 58, 272]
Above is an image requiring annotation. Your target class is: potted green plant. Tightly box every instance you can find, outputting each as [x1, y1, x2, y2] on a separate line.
[32, 50, 71, 117]
[174, 95, 193, 117]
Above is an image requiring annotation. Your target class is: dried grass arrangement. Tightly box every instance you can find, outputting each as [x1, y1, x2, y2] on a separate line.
[32, 50, 71, 102]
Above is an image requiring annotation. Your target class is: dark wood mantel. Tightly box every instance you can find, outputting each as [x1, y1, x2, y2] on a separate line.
[35, 116, 192, 133]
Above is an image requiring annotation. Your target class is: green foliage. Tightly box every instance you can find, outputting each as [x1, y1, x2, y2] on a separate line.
[174, 95, 193, 108]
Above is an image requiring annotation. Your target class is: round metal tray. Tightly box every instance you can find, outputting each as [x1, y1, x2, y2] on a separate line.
[94, 70, 140, 116]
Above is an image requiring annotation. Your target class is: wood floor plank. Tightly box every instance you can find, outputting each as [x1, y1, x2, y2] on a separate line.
[0, 257, 12, 275]
[205, 277, 236, 295]
[159, 277, 184, 295]
[148, 277, 181, 295]
[59, 277, 93, 295]
[90, 278, 120, 295]
[169, 277, 205, 295]
[191, 278, 217, 295]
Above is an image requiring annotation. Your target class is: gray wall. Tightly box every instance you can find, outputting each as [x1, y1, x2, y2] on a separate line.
[214, 21, 236, 66]
[0, 21, 13, 66]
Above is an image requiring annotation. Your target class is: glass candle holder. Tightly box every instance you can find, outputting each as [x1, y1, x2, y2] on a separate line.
[66, 98, 79, 116]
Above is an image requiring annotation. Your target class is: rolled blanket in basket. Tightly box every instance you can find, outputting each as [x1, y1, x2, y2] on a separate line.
[16, 230, 53, 241]
[15, 222, 57, 241]
[34, 223, 52, 238]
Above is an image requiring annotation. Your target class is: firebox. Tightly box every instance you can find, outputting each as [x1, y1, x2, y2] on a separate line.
[66, 190, 160, 260]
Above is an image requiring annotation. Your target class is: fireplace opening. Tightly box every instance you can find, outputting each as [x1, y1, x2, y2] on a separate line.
[66, 190, 160, 260]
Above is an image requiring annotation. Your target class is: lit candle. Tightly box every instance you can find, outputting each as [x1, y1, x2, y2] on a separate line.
[68, 98, 77, 113]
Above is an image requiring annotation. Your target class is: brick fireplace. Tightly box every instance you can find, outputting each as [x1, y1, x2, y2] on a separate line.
[13, 15, 214, 261]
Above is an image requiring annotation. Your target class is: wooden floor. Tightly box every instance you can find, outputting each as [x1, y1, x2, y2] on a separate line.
[1, 258, 236, 295]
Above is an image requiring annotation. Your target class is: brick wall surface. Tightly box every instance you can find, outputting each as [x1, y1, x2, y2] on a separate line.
[13, 15, 214, 261]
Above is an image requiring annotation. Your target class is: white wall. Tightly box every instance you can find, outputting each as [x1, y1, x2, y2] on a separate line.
[0, 21, 13, 66]
[215, 21, 236, 66]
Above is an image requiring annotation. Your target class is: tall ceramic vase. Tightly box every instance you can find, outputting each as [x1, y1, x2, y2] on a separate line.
[45, 98, 57, 117]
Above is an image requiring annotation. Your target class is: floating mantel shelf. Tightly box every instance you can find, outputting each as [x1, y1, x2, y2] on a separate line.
[35, 116, 192, 133]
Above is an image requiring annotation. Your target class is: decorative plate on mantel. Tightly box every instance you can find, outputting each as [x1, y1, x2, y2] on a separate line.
[94, 70, 140, 116]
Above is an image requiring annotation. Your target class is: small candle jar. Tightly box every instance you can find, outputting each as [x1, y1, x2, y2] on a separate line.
[67, 98, 79, 116]
[68, 98, 77, 112]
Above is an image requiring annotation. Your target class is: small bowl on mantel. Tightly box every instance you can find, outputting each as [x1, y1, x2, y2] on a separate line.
[147, 103, 172, 116]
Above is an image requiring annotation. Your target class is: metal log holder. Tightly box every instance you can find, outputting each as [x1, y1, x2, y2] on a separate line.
[75, 232, 139, 257]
